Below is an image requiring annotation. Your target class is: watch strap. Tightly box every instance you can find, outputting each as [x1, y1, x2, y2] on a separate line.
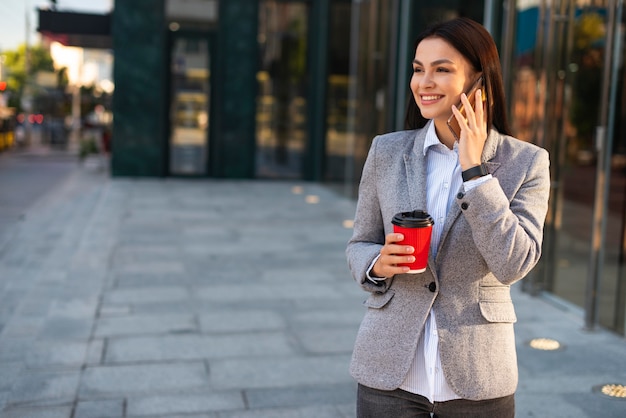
[462, 163, 488, 182]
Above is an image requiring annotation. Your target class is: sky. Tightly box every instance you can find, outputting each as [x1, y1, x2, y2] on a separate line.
[0, 0, 113, 51]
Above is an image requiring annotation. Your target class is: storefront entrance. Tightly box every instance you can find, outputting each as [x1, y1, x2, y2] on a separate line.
[168, 32, 212, 176]
[507, 0, 626, 334]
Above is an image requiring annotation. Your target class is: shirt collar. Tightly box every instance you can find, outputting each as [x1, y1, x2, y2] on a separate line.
[423, 121, 456, 155]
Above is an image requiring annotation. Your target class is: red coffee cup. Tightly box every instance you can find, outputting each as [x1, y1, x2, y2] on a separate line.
[391, 210, 434, 273]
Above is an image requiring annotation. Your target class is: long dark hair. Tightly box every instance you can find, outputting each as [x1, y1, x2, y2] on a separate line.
[404, 17, 511, 136]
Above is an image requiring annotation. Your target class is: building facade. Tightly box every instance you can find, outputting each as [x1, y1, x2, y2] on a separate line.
[110, 0, 626, 336]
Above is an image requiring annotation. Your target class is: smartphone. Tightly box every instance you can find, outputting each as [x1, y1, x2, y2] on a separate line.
[446, 76, 486, 141]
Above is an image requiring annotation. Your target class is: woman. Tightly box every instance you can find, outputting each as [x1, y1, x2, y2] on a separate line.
[346, 17, 550, 417]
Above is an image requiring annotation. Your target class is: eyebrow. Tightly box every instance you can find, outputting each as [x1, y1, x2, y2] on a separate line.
[412, 58, 455, 66]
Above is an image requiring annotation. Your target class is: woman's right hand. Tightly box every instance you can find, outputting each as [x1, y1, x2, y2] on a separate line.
[371, 233, 415, 278]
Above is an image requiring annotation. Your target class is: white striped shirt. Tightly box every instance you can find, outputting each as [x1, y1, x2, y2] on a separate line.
[398, 122, 491, 402]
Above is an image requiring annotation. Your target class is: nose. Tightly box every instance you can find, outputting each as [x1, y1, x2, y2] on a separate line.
[419, 72, 434, 89]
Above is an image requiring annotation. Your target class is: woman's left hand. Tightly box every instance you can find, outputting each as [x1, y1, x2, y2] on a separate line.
[451, 88, 488, 171]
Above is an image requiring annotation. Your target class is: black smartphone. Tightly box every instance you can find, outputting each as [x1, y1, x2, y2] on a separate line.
[446, 76, 486, 141]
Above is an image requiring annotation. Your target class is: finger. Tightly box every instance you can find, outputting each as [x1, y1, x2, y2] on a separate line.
[385, 233, 405, 244]
[379, 255, 414, 275]
[461, 92, 477, 129]
[380, 244, 414, 257]
[475, 89, 487, 127]
[451, 103, 469, 132]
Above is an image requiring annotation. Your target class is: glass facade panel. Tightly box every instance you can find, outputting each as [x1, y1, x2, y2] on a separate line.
[169, 35, 211, 175]
[341, 0, 395, 196]
[324, 0, 352, 183]
[256, 1, 309, 179]
[508, 0, 626, 334]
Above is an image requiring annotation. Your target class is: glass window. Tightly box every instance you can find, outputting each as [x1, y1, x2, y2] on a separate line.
[256, 1, 309, 179]
[508, 0, 626, 334]
[169, 35, 210, 175]
[324, 0, 352, 183]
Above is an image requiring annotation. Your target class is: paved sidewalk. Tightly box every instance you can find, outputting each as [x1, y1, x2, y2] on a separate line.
[0, 175, 625, 417]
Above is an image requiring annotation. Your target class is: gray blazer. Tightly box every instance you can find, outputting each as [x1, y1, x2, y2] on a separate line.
[346, 123, 550, 401]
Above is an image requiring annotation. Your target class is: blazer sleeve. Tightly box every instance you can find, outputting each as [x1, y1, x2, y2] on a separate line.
[345, 136, 392, 293]
[457, 146, 550, 284]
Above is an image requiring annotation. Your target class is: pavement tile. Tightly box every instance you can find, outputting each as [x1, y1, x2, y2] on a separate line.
[6, 371, 80, 406]
[114, 261, 186, 275]
[79, 362, 209, 396]
[209, 355, 353, 390]
[0, 316, 44, 338]
[292, 327, 358, 354]
[197, 310, 285, 333]
[74, 399, 124, 418]
[193, 283, 345, 303]
[104, 287, 190, 305]
[126, 390, 244, 416]
[94, 314, 197, 338]
[104, 333, 295, 363]
[38, 317, 92, 340]
[0, 405, 73, 418]
[0, 337, 34, 362]
[0, 364, 22, 391]
[24, 341, 88, 369]
[244, 383, 356, 409]
[288, 308, 365, 328]
[85, 339, 105, 365]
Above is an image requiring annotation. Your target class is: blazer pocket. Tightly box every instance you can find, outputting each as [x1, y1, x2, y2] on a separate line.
[479, 301, 517, 323]
[479, 286, 517, 323]
[363, 289, 395, 309]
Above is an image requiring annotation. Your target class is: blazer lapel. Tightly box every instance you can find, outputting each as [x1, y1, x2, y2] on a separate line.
[403, 128, 428, 212]
[403, 126, 436, 270]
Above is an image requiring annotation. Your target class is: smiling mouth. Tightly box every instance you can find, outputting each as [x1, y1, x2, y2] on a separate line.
[421, 95, 443, 102]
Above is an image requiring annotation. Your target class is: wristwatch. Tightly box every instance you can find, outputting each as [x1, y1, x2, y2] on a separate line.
[461, 163, 489, 182]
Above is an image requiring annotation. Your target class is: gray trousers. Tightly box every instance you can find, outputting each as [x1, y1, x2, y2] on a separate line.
[357, 384, 515, 418]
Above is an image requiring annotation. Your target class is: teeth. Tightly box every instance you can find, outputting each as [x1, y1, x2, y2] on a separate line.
[422, 95, 441, 101]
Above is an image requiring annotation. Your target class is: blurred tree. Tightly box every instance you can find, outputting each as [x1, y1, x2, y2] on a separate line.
[2, 44, 55, 110]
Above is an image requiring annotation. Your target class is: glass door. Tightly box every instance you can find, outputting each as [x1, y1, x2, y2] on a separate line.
[256, 0, 309, 178]
[507, 0, 626, 334]
[169, 33, 211, 175]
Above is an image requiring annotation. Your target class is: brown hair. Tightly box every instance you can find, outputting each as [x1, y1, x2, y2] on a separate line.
[405, 17, 511, 136]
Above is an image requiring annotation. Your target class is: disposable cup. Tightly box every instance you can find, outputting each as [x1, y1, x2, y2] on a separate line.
[391, 210, 434, 273]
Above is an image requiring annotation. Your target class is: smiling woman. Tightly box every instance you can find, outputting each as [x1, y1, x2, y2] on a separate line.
[346, 17, 550, 418]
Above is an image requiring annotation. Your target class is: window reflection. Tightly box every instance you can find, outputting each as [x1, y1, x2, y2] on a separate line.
[509, 0, 626, 334]
[256, 1, 309, 179]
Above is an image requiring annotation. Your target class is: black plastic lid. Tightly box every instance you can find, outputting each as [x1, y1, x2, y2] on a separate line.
[391, 210, 434, 228]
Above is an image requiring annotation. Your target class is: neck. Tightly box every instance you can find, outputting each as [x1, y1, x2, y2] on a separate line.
[433, 120, 456, 150]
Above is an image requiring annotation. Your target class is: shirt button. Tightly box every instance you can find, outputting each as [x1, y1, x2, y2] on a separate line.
[443, 182, 449, 189]
[428, 282, 437, 292]
[461, 202, 469, 210]
[456, 192, 464, 199]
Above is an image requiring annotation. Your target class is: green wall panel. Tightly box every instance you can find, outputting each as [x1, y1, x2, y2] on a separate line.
[212, 0, 258, 178]
[111, 0, 167, 176]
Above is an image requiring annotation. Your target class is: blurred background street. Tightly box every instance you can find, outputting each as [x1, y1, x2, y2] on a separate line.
[1, 0, 626, 416]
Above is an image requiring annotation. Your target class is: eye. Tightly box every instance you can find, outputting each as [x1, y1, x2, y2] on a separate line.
[436, 67, 450, 72]
[412, 67, 422, 73]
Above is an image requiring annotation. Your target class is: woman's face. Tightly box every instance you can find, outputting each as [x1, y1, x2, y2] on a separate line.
[410, 37, 478, 129]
